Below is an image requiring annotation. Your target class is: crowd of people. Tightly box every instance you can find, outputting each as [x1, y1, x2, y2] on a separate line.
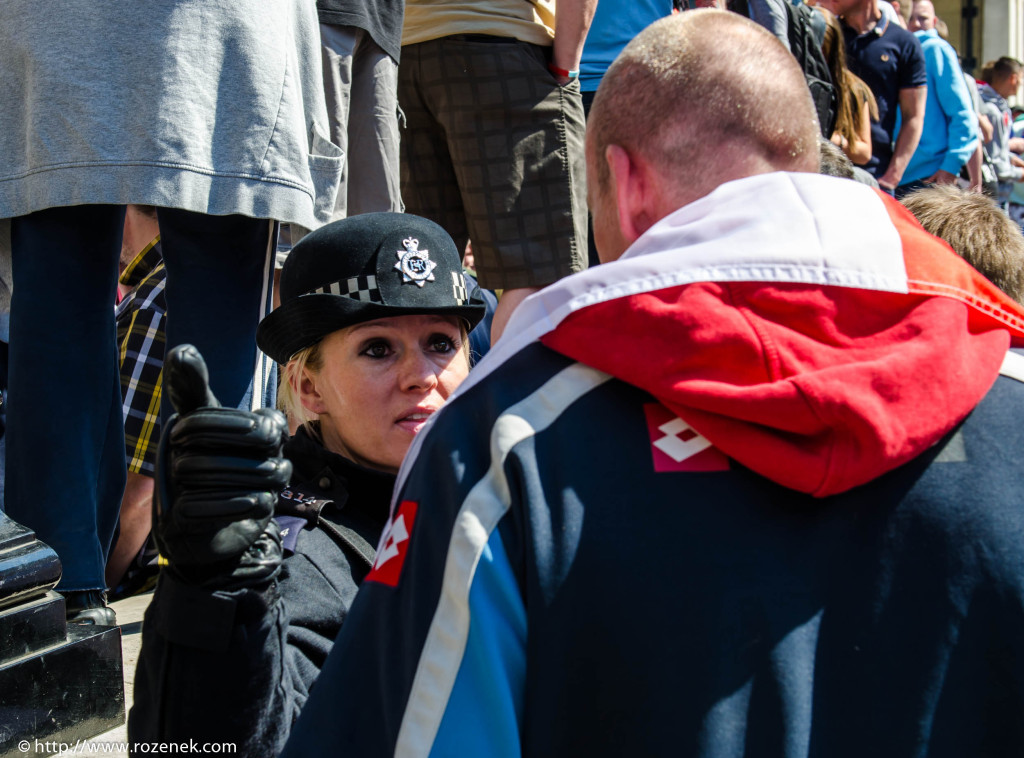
[3, 0, 1024, 755]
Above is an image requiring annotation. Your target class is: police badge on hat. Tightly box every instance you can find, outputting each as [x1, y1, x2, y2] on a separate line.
[395, 237, 437, 287]
[256, 213, 487, 365]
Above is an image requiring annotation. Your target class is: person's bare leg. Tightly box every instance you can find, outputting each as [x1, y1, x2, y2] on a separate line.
[490, 286, 539, 346]
[105, 471, 155, 589]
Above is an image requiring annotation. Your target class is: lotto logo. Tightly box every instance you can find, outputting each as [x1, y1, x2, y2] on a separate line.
[643, 403, 729, 473]
[366, 501, 419, 587]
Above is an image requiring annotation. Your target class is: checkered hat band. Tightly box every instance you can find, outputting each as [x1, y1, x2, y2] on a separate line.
[312, 275, 382, 303]
[451, 271, 468, 305]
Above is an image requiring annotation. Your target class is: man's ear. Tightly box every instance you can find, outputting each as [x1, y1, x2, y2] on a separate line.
[606, 144, 659, 244]
[296, 367, 326, 416]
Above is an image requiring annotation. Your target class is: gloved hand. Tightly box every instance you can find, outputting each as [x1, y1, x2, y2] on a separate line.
[153, 344, 292, 590]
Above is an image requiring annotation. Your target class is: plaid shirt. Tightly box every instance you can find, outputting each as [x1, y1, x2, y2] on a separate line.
[116, 237, 166, 476]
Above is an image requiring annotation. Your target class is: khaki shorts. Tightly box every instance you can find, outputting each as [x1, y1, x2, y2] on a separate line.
[320, 24, 403, 220]
[398, 36, 589, 291]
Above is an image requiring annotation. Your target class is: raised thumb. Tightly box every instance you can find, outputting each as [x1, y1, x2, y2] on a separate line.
[164, 344, 221, 414]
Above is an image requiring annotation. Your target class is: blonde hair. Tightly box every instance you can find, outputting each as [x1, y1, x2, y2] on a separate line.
[902, 184, 1024, 304]
[279, 341, 325, 436]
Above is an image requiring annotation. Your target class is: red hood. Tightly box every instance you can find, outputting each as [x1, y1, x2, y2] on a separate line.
[531, 175, 1024, 496]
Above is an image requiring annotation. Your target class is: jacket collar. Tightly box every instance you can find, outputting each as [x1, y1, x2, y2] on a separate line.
[285, 424, 395, 528]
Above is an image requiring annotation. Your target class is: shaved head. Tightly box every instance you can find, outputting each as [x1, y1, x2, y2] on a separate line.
[588, 11, 819, 206]
[908, 0, 936, 31]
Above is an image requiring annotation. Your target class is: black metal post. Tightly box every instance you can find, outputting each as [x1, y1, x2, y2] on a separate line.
[0, 514, 124, 757]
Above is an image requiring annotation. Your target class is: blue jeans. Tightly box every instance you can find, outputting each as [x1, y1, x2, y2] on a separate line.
[8, 206, 274, 591]
[156, 209, 277, 421]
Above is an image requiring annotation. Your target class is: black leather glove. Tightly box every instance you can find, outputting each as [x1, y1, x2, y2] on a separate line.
[153, 344, 292, 590]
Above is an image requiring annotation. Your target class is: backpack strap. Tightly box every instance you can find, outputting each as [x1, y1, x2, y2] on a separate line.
[784, 1, 837, 137]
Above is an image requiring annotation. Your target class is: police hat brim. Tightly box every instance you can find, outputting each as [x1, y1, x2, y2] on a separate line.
[256, 291, 487, 365]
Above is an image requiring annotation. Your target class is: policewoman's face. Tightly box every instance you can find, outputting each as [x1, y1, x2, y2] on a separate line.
[302, 314, 469, 473]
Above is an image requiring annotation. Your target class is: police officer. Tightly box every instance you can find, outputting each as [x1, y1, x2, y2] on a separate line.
[129, 213, 485, 756]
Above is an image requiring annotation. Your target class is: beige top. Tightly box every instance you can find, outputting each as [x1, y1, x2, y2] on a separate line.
[403, 0, 556, 46]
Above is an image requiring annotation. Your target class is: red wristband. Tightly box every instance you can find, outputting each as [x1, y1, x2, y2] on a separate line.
[547, 62, 579, 79]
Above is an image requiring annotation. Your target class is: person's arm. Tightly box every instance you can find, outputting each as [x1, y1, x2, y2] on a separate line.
[980, 101, 1000, 147]
[979, 112, 994, 144]
[132, 519, 365, 756]
[427, 529, 526, 757]
[831, 111, 873, 165]
[551, 0, 599, 84]
[847, 98, 874, 165]
[878, 86, 926, 190]
[131, 561, 299, 755]
[965, 142, 984, 191]
[129, 346, 302, 756]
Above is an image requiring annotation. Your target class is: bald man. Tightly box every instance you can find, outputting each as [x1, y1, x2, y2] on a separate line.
[907, 0, 935, 28]
[283, 11, 1024, 757]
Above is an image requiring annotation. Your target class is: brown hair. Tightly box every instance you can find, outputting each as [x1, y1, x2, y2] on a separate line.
[819, 8, 878, 150]
[902, 185, 1024, 303]
[991, 56, 1023, 84]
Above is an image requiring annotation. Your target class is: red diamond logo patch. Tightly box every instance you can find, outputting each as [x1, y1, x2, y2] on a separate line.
[365, 500, 418, 587]
[644, 403, 730, 473]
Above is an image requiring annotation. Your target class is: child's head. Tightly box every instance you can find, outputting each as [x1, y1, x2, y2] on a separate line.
[902, 185, 1024, 304]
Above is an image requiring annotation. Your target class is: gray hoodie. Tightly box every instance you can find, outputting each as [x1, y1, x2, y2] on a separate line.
[0, 2, 342, 230]
[978, 82, 1023, 201]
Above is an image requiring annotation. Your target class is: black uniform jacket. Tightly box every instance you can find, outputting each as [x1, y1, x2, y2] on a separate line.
[129, 426, 395, 757]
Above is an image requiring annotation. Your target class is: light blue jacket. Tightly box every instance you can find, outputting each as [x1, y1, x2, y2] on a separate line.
[901, 29, 979, 183]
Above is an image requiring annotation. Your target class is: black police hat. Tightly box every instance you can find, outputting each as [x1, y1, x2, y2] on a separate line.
[257, 213, 486, 364]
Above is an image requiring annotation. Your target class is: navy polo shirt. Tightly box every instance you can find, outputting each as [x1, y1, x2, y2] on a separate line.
[843, 14, 926, 178]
